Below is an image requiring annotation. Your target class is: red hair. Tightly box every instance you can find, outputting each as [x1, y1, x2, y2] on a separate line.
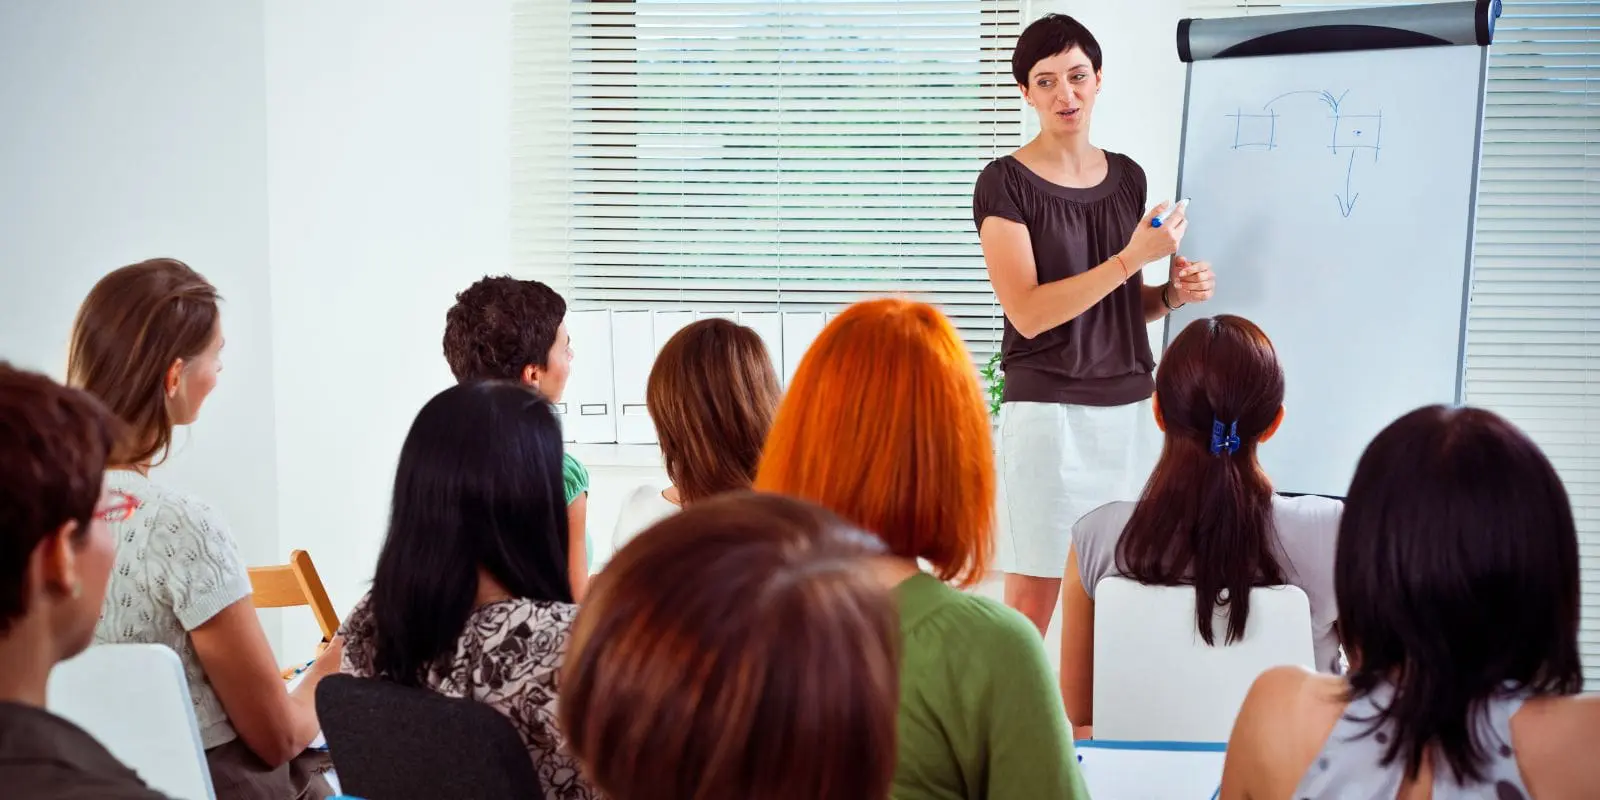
[755, 299, 994, 587]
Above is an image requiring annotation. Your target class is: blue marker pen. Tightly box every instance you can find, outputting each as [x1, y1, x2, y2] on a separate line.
[1151, 198, 1190, 228]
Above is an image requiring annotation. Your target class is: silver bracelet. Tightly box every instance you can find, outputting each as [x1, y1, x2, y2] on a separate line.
[1162, 283, 1184, 311]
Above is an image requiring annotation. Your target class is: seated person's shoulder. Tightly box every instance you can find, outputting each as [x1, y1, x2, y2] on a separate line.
[562, 452, 589, 502]
[909, 585, 1040, 658]
[1511, 691, 1600, 789]
[1073, 500, 1136, 535]
[1275, 493, 1344, 524]
[1236, 666, 1344, 750]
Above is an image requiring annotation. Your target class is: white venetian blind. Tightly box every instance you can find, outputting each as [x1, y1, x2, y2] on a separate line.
[1187, 0, 1599, 685]
[511, 0, 1023, 362]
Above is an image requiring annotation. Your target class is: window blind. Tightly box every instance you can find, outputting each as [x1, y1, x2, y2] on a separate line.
[1187, 0, 1599, 686]
[511, 0, 1024, 362]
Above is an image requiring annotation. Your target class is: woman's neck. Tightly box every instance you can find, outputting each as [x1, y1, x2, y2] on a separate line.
[873, 556, 923, 589]
[1027, 129, 1099, 169]
[475, 571, 513, 607]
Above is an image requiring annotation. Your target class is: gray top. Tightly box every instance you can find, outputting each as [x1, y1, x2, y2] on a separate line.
[1074, 494, 1343, 673]
[1293, 681, 1533, 799]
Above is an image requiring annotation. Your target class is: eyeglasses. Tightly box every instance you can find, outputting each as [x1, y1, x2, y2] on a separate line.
[95, 492, 140, 523]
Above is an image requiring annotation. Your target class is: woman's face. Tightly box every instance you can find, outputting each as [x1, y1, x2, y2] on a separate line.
[167, 319, 224, 426]
[1021, 47, 1101, 134]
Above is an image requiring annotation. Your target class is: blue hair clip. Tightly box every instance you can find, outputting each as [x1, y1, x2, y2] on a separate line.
[1209, 418, 1241, 456]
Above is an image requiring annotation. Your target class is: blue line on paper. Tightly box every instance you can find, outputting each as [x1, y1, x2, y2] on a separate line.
[1336, 149, 1360, 217]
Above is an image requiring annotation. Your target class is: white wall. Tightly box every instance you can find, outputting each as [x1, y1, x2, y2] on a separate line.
[1, 0, 1193, 665]
[0, 0, 284, 648]
[263, 0, 514, 651]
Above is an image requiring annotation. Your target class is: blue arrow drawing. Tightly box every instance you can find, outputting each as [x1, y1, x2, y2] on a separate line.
[1335, 149, 1360, 218]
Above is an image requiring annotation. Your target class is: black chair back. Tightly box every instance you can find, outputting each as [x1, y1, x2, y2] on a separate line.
[316, 673, 541, 800]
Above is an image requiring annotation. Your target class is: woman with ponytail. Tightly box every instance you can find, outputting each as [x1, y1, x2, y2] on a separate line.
[1057, 315, 1342, 738]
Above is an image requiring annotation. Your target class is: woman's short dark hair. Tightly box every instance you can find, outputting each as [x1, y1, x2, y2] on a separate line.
[1337, 405, 1582, 784]
[647, 319, 781, 504]
[0, 364, 120, 634]
[67, 258, 219, 466]
[368, 381, 572, 686]
[1012, 13, 1103, 86]
[562, 492, 899, 800]
[442, 276, 567, 382]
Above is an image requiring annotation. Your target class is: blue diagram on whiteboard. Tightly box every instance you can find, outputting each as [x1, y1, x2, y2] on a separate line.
[1224, 90, 1383, 218]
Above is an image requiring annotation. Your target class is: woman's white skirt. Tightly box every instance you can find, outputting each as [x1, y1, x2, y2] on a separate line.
[995, 399, 1161, 577]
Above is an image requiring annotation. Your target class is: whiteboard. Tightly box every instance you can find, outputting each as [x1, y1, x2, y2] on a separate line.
[1167, 44, 1486, 497]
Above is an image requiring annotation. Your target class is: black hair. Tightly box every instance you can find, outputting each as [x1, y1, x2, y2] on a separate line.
[1337, 405, 1582, 784]
[1012, 14, 1103, 87]
[370, 381, 573, 686]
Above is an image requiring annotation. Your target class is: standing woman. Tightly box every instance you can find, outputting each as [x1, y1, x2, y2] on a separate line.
[977, 14, 1216, 633]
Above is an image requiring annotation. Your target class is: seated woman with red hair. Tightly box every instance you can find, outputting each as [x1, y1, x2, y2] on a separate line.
[755, 298, 1088, 800]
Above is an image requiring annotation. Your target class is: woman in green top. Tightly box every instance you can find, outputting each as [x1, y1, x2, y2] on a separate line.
[756, 299, 1089, 800]
[444, 276, 591, 599]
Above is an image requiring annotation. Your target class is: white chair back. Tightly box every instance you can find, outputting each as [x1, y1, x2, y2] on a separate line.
[47, 643, 216, 800]
[1092, 576, 1314, 742]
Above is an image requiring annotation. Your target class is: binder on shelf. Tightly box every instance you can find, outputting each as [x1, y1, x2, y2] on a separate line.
[780, 311, 826, 385]
[653, 310, 695, 352]
[738, 312, 784, 380]
[561, 309, 617, 444]
[611, 310, 657, 444]
[696, 309, 738, 323]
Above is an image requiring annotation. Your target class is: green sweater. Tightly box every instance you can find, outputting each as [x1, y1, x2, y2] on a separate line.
[893, 573, 1088, 800]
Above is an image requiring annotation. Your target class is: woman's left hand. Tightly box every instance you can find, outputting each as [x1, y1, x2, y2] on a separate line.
[1171, 256, 1215, 305]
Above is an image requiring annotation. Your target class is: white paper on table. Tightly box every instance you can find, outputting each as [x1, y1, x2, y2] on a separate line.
[1075, 740, 1226, 800]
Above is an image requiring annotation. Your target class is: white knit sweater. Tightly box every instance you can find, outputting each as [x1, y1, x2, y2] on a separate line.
[95, 470, 254, 749]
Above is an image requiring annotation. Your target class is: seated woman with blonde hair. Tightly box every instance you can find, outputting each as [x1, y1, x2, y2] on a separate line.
[71, 260, 338, 800]
[610, 318, 781, 553]
[755, 298, 1088, 799]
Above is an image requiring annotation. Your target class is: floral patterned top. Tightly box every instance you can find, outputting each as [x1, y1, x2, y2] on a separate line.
[339, 593, 598, 800]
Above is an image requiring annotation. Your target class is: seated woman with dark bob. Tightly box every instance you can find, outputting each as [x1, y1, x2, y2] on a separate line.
[1222, 405, 1598, 799]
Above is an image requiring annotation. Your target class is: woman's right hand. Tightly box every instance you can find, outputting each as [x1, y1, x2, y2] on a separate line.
[1121, 202, 1188, 267]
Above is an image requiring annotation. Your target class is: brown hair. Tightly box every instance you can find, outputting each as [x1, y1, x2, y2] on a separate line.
[561, 492, 899, 800]
[647, 319, 781, 504]
[754, 299, 994, 587]
[1116, 315, 1286, 645]
[0, 363, 120, 634]
[442, 276, 566, 382]
[67, 259, 219, 467]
